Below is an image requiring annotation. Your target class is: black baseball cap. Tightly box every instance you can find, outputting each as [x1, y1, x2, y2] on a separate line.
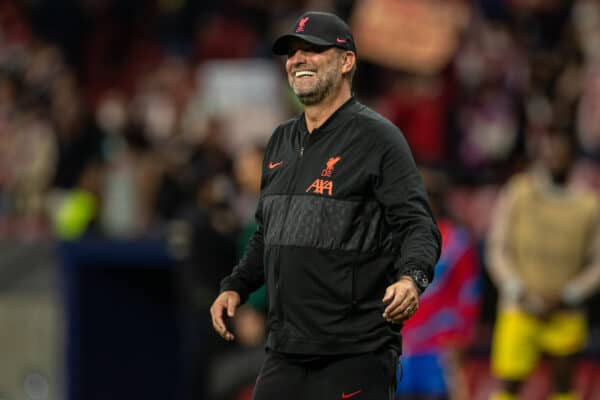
[272, 11, 356, 56]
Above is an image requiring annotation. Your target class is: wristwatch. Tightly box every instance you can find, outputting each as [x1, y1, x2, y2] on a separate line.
[404, 269, 430, 293]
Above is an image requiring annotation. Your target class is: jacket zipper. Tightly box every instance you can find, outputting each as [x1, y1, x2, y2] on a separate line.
[275, 129, 312, 325]
[300, 131, 310, 157]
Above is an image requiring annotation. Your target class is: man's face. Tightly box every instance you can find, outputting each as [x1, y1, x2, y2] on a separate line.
[285, 40, 345, 106]
[540, 132, 574, 177]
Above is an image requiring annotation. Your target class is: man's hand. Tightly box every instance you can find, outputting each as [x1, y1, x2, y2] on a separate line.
[210, 290, 241, 341]
[520, 292, 561, 318]
[382, 276, 420, 324]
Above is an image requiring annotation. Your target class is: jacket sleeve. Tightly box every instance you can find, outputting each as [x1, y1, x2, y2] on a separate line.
[372, 128, 441, 290]
[219, 200, 266, 304]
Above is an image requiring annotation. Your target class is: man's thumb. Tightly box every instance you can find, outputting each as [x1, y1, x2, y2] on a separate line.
[382, 286, 395, 304]
[226, 296, 237, 317]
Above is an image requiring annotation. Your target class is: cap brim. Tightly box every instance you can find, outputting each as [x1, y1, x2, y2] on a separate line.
[272, 33, 334, 55]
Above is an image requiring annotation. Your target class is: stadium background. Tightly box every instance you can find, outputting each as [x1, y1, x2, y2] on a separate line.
[1, 0, 600, 399]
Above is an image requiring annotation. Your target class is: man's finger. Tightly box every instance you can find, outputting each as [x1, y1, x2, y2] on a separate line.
[387, 293, 419, 320]
[384, 301, 404, 319]
[388, 302, 417, 320]
[382, 286, 395, 304]
[383, 288, 407, 318]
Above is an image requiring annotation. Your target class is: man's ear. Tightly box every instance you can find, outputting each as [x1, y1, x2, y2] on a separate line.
[341, 51, 356, 74]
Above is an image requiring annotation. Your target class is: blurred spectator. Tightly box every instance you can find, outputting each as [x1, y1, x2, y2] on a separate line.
[155, 114, 234, 223]
[96, 90, 164, 237]
[350, 0, 470, 74]
[52, 156, 104, 240]
[449, 18, 528, 184]
[171, 172, 238, 400]
[486, 120, 600, 400]
[396, 169, 481, 400]
[576, 59, 600, 158]
[168, 114, 239, 400]
[194, 13, 258, 61]
[51, 71, 104, 190]
[206, 143, 268, 400]
[374, 73, 448, 166]
[3, 108, 56, 237]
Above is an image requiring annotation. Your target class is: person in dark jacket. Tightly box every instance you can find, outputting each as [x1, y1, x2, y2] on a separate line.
[210, 11, 441, 400]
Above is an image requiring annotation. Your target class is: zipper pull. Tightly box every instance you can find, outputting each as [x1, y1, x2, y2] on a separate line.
[300, 131, 310, 157]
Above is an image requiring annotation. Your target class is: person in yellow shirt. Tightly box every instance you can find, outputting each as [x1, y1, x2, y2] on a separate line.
[486, 124, 600, 400]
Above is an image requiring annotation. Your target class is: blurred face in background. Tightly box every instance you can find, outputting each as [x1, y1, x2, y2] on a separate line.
[285, 40, 346, 106]
[96, 92, 128, 135]
[539, 131, 575, 182]
[51, 73, 82, 135]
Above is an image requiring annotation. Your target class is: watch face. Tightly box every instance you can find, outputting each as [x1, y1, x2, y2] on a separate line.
[413, 271, 429, 288]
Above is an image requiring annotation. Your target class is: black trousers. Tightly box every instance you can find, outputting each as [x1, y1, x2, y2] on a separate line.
[252, 349, 398, 400]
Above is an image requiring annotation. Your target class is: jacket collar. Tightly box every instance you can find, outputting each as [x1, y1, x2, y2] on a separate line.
[298, 97, 358, 135]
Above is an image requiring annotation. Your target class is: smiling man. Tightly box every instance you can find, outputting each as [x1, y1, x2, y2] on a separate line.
[210, 11, 441, 400]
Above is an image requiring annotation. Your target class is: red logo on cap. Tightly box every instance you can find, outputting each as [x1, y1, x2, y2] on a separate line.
[296, 17, 310, 32]
[336, 38, 347, 44]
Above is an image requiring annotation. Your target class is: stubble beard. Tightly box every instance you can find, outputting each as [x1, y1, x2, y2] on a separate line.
[291, 66, 341, 106]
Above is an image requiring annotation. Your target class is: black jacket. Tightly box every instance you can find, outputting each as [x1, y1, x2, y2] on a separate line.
[221, 98, 441, 355]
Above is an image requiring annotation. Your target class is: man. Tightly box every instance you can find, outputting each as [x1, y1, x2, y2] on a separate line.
[486, 125, 600, 400]
[210, 11, 441, 400]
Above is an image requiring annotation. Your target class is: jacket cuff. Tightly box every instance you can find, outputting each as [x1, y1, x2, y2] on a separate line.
[220, 278, 250, 304]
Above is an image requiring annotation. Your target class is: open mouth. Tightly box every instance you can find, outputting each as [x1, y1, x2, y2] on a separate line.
[294, 70, 316, 78]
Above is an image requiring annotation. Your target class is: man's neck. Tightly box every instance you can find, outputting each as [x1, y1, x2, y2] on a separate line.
[304, 86, 352, 133]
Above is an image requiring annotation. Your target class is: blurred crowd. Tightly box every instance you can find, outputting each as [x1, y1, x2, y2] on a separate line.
[1, 0, 600, 398]
[0, 0, 295, 241]
[1, 0, 599, 243]
[0, 0, 597, 231]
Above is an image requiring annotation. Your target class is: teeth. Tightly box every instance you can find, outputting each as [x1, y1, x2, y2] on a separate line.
[295, 71, 316, 77]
